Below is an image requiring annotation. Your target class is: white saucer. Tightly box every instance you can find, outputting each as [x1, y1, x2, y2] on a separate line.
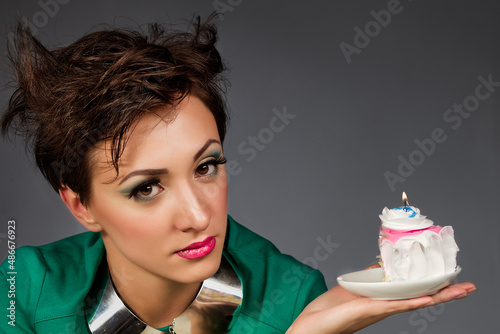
[337, 266, 462, 300]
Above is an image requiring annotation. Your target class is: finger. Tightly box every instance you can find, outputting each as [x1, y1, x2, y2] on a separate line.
[380, 282, 477, 313]
[293, 282, 477, 334]
[454, 281, 477, 293]
[300, 296, 433, 333]
[428, 282, 477, 305]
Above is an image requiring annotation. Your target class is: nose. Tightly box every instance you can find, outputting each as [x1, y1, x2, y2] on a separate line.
[173, 181, 211, 232]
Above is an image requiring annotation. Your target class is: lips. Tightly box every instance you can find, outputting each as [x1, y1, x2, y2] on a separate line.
[176, 236, 216, 259]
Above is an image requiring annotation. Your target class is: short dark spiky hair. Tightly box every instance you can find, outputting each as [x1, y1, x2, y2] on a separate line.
[1, 17, 228, 205]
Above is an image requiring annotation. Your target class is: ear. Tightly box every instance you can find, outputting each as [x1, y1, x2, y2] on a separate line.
[59, 187, 102, 232]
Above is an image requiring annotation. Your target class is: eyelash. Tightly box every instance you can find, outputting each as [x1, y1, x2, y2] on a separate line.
[196, 156, 227, 178]
[128, 178, 163, 201]
[128, 156, 227, 202]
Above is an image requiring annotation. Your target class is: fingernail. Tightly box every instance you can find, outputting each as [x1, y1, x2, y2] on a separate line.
[455, 292, 468, 300]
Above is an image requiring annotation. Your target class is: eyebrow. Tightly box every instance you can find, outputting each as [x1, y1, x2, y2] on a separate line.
[118, 168, 168, 185]
[117, 139, 221, 186]
[193, 139, 221, 162]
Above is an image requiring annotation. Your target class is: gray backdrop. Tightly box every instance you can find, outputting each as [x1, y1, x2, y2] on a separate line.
[1, 0, 498, 333]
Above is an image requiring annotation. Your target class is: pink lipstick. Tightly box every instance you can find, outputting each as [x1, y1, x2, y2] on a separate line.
[176, 236, 216, 259]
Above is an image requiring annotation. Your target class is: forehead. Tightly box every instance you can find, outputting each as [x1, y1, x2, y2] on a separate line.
[90, 96, 220, 178]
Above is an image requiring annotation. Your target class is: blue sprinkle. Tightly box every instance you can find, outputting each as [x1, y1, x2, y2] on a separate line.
[393, 206, 417, 217]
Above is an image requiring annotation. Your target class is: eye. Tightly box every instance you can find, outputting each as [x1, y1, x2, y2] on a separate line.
[130, 181, 164, 201]
[197, 163, 216, 176]
[196, 157, 227, 178]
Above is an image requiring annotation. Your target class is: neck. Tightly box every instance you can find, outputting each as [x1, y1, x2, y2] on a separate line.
[107, 254, 202, 329]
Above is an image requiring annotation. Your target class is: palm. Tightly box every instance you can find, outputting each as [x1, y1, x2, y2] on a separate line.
[288, 282, 476, 334]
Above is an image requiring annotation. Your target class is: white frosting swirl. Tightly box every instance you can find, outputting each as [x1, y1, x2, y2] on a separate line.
[379, 226, 459, 281]
[379, 206, 434, 230]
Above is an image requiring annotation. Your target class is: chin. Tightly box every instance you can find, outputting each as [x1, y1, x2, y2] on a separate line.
[181, 249, 223, 284]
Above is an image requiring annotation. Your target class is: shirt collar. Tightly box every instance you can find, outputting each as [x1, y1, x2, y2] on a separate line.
[85, 255, 242, 333]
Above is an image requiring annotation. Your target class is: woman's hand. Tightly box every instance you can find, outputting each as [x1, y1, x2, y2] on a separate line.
[287, 269, 476, 334]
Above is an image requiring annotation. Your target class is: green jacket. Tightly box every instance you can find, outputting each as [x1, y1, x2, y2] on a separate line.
[1, 216, 327, 333]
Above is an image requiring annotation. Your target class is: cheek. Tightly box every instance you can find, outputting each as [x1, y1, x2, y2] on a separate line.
[201, 183, 224, 199]
[93, 199, 166, 242]
[203, 175, 228, 214]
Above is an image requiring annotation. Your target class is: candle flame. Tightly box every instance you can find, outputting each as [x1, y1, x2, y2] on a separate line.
[402, 192, 409, 207]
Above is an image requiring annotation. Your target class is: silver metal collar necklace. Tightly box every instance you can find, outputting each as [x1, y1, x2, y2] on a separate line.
[85, 256, 242, 334]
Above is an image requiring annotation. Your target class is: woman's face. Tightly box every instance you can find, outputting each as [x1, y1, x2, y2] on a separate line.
[85, 96, 228, 285]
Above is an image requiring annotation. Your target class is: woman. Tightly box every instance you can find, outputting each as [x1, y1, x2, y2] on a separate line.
[0, 17, 475, 333]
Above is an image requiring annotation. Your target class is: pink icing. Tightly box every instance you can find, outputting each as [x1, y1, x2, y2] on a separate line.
[379, 224, 443, 244]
